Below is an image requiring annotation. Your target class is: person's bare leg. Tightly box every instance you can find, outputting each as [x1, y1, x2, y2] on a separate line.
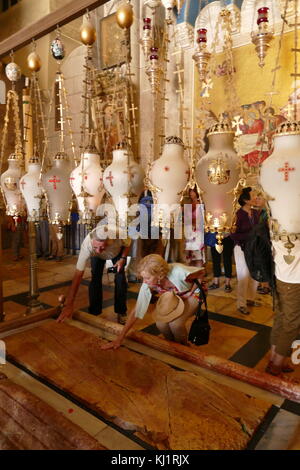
[272, 351, 285, 368]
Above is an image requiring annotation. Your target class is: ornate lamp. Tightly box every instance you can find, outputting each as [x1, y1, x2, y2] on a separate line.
[146, 47, 161, 94]
[103, 142, 144, 224]
[0, 153, 24, 219]
[260, 120, 300, 264]
[69, 14, 104, 228]
[42, 151, 72, 225]
[140, 18, 153, 62]
[251, 7, 274, 68]
[0, 57, 25, 220]
[20, 152, 43, 222]
[195, 120, 240, 253]
[147, 136, 189, 228]
[193, 28, 211, 82]
[70, 140, 104, 226]
[42, 34, 75, 228]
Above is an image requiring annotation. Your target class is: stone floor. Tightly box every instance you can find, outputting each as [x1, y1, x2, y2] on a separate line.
[1, 247, 300, 450]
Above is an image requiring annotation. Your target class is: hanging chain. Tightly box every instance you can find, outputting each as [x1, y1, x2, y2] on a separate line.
[267, 0, 289, 108]
[293, 0, 299, 120]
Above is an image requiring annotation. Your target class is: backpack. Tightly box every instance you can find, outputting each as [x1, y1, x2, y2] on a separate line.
[244, 223, 274, 287]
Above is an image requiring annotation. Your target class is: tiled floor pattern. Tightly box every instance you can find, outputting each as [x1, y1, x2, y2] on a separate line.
[1, 247, 300, 449]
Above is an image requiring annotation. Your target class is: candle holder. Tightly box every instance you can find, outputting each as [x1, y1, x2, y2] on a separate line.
[146, 47, 161, 94]
[193, 29, 211, 82]
[251, 7, 274, 68]
[205, 212, 229, 254]
[140, 18, 153, 62]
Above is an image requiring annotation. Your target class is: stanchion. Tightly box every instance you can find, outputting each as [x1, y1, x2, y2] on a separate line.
[26, 220, 42, 315]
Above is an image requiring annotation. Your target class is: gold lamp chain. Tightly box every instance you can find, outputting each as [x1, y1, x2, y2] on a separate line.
[158, 17, 171, 155]
[56, 70, 65, 154]
[268, 0, 289, 108]
[39, 83, 55, 181]
[35, 74, 48, 160]
[32, 74, 42, 155]
[0, 91, 13, 174]
[61, 75, 77, 165]
[293, 0, 299, 121]
[23, 79, 34, 157]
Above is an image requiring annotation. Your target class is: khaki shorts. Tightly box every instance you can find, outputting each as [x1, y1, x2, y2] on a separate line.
[270, 279, 300, 357]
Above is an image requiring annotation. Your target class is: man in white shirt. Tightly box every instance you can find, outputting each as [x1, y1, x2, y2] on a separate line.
[266, 239, 300, 376]
[57, 225, 131, 324]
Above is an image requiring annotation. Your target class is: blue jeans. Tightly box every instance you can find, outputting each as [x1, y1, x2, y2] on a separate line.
[89, 253, 127, 316]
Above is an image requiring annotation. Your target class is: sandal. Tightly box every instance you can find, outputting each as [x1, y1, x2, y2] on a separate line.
[247, 300, 261, 307]
[258, 286, 271, 295]
[237, 306, 250, 315]
[208, 283, 219, 290]
[224, 285, 232, 293]
[265, 361, 282, 376]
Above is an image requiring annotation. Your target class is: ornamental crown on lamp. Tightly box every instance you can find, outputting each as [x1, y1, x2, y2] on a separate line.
[207, 121, 234, 136]
[274, 120, 300, 137]
[164, 136, 184, 147]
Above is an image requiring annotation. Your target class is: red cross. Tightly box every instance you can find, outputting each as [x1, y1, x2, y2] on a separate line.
[48, 176, 61, 190]
[20, 180, 26, 190]
[106, 171, 114, 187]
[164, 166, 170, 171]
[278, 162, 295, 181]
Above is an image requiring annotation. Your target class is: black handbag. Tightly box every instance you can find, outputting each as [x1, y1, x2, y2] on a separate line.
[188, 280, 211, 346]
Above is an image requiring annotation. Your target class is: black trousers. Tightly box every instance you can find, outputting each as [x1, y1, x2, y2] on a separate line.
[89, 253, 127, 316]
[211, 236, 234, 279]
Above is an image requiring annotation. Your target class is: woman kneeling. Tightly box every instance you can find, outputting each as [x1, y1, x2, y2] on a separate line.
[102, 254, 204, 350]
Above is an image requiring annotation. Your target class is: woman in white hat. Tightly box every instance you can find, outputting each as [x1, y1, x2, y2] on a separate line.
[102, 254, 205, 349]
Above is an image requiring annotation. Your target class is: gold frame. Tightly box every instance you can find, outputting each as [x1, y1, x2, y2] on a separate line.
[99, 13, 130, 69]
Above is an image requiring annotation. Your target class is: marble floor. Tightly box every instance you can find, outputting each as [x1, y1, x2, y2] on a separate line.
[1, 247, 300, 450]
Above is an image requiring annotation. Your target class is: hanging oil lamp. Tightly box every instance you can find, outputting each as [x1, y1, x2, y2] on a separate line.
[140, 17, 153, 62]
[20, 152, 43, 221]
[146, 47, 161, 94]
[0, 56, 25, 219]
[193, 28, 211, 82]
[251, 7, 274, 68]
[195, 120, 240, 253]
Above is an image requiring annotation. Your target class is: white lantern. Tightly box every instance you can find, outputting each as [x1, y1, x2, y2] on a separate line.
[20, 154, 43, 221]
[70, 145, 104, 223]
[149, 136, 189, 205]
[148, 136, 189, 225]
[103, 146, 131, 222]
[42, 152, 72, 224]
[0, 153, 24, 216]
[195, 122, 240, 232]
[260, 121, 300, 234]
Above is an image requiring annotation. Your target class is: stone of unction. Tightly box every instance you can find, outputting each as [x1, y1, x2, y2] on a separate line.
[4, 321, 271, 450]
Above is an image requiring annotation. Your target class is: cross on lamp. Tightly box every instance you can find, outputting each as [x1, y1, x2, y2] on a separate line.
[20, 180, 26, 190]
[278, 162, 295, 181]
[48, 176, 61, 190]
[106, 171, 114, 187]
